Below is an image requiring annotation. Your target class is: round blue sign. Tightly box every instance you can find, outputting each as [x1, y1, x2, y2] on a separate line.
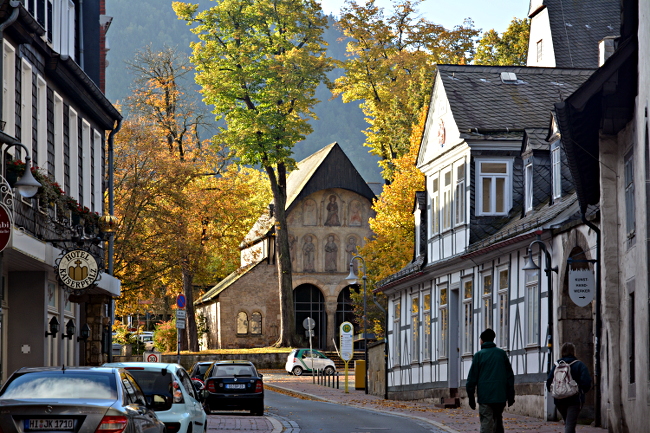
[176, 294, 186, 309]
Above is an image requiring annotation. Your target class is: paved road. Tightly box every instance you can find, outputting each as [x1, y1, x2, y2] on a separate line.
[265, 388, 448, 433]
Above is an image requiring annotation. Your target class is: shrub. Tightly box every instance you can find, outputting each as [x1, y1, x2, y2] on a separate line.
[154, 318, 177, 352]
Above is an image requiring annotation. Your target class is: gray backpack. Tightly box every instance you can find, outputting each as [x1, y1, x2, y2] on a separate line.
[550, 360, 579, 399]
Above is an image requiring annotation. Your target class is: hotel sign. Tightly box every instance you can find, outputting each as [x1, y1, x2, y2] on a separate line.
[568, 268, 595, 307]
[58, 250, 99, 290]
[0, 206, 11, 252]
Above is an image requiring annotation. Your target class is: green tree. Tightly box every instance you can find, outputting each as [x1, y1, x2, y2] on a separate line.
[173, 0, 334, 346]
[474, 17, 530, 66]
[334, 0, 478, 181]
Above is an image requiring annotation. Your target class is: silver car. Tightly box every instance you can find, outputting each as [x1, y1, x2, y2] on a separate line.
[0, 366, 167, 433]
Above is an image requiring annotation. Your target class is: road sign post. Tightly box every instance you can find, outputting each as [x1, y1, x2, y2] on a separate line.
[339, 322, 354, 393]
[176, 294, 187, 364]
[303, 317, 315, 383]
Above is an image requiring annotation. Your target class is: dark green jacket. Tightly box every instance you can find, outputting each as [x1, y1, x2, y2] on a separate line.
[466, 342, 515, 404]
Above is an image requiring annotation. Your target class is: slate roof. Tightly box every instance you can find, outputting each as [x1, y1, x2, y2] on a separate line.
[530, 0, 621, 69]
[437, 65, 594, 133]
[523, 128, 551, 152]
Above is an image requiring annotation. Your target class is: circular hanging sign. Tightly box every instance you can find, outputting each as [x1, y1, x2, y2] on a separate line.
[58, 250, 99, 290]
[0, 205, 11, 252]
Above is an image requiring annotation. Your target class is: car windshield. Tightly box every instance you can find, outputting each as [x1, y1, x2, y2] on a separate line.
[213, 365, 255, 377]
[0, 372, 117, 400]
[125, 370, 173, 396]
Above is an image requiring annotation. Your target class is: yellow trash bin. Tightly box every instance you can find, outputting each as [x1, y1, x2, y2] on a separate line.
[354, 360, 366, 390]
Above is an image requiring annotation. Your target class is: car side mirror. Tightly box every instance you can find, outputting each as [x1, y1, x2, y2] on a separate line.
[148, 393, 173, 411]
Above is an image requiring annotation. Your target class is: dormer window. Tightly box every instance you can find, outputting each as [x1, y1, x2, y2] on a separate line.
[476, 159, 512, 216]
[25, 0, 76, 58]
[551, 141, 562, 199]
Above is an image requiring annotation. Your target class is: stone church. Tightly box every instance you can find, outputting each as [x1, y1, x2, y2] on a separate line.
[196, 143, 376, 350]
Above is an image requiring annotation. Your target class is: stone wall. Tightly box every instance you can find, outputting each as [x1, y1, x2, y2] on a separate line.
[367, 341, 386, 397]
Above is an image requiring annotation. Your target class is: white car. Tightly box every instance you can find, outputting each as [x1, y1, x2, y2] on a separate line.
[285, 348, 336, 376]
[103, 362, 207, 433]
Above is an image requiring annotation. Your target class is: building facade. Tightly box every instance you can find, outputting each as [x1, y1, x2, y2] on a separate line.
[0, 0, 121, 378]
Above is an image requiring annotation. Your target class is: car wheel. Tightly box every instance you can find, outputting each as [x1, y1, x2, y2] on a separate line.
[324, 366, 335, 375]
[292, 366, 303, 376]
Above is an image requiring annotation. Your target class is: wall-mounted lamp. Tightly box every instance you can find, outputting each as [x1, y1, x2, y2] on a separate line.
[2, 142, 42, 198]
[45, 316, 60, 338]
[78, 323, 91, 342]
[61, 319, 76, 340]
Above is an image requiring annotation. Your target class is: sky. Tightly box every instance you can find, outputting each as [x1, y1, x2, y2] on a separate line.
[319, 0, 530, 34]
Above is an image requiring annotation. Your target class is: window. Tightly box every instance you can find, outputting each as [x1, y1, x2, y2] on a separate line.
[27, 0, 76, 59]
[463, 280, 473, 354]
[482, 273, 493, 331]
[93, 130, 102, 212]
[411, 295, 419, 363]
[53, 93, 64, 185]
[237, 312, 248, 334]
[439, 287, 448, 358]
[536, 39, 543, 62]
[430, 177, 439, 235]
[250, 312, 262, 335]
[21, 60, 33, 155]
[624, 150, 635, 243]
[477, 160, 511, 216]
[3, 41, 16, 137]
[628, 281, 635, 384]
[393, 300, 401, 365]
[423, 292, 431, 360]
[525, 162, 533, 212]
[442, 170, 452, 230]
[68, 108, 78, 198]
[36, 75, 47, 168]
[525, 266, 539, 345]
[551, 142, 562, 199]
[455, 163, 465, 225]
[498, 268, 509, 348]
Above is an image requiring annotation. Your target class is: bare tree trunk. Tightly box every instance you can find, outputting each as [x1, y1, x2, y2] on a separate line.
[183, 264, 199, 352]
[266, 163, 297, 347]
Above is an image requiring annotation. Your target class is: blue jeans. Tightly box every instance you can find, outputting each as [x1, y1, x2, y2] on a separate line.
[478, 402, 506, 433]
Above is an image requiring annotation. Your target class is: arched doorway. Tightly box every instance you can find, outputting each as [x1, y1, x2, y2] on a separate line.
[294, 284, 326, 349]
[336, 286, 359, 339]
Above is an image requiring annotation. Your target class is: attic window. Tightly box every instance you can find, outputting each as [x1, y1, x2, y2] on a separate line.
[500, 72, 517, 84]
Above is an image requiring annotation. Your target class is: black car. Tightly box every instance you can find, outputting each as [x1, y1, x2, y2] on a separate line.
[0, 366, 169, 433]
[202, 361, 264, 416]
[189, 361, 215, 384]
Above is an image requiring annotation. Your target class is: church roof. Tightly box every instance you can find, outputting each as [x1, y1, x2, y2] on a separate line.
[195, 259, 264, 305]
[241, 142, 375, 248]
[530, 0, 620, 69]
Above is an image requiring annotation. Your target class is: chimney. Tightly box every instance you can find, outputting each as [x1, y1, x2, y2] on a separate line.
[599, 36, 618, 66]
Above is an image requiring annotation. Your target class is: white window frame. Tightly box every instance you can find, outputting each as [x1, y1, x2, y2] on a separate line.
[3, 40, 16, 137]
[36, 75, 47, 168]
[442, 169, 452, 230]
[462, 279, 473, 355]
[476, 159, 512, 216]
[551, 141, 562, 199]
[481, 272, 493, 332]
[411, 294, 419, 363]
[536, 39, 543, 63]
[455, 162, 466, 226]
[68, 108, 79, 199]
[81, 120, 91, 209]
[21, 59, 33, 157]
[525, 264, 540, 346]
[497, 267, 509, 349]
[393, 299, 401, 365]
[53, 92, 64, 186]
[93, 130, 102, 212]
[525, 162, 533, 212]
[430, 176, 439, 235]
[423, 291, 431, 360]
[438, 285, 448, 359]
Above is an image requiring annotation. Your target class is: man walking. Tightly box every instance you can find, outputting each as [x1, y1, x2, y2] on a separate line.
[466, 329, 515, 433]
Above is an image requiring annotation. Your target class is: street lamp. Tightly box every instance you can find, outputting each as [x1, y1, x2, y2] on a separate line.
[345, 254, 368, 394]
[2, 142, 42, 198]
[522, 231, 558, 373]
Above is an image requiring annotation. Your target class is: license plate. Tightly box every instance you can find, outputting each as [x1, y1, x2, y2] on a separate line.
[225, 384, 245, 389]
[25, 419, 74, 430]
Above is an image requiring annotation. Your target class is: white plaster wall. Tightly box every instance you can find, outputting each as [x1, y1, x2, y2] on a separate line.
[527, 8, 556, 67]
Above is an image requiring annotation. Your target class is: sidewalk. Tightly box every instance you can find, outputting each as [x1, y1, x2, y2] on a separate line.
[262, 370, 606, 433]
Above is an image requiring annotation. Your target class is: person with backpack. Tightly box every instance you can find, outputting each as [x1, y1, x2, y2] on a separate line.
[546, 342, 592, 433]
[466, 329, 515, 433]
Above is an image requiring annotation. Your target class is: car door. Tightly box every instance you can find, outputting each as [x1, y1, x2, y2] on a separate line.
[301, 350, 317, 371]
[177, 368, 206, 429]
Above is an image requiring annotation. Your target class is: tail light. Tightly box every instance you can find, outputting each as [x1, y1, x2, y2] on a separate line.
[206, 380, 217, 393]
[254, 380, 263, 393]
[95, 416, 127, 433]
[171, 381, 184, 403]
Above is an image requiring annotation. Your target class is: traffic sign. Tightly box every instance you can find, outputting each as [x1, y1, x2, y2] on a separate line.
[176, 318, 186, 329]
[302, 317, 315, 330]
[145, 352, 160, 362]
[176, 294, 186, 309]
[176, 310, 186, 320]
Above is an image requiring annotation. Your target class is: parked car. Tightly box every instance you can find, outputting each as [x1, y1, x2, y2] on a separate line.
[136, 333, 155, 351]
[103, 362, 206, 433]
[189, 361, 215, 390]
[0, 366, 167, 433]
[285, 348, 336, 376]
[202, 360, 264, 416]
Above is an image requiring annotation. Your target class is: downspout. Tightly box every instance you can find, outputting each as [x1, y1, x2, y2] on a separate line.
[105, 117, 121, 363]
[581, 213, 601, 427]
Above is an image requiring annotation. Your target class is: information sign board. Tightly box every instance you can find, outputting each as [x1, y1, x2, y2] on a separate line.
[569, 268, 595, 307]
[339, 322, 354, 362]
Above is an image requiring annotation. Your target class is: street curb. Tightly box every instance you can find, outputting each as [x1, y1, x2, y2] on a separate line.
[264, 383, 461, 433]
[266, 415, 283, 433]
